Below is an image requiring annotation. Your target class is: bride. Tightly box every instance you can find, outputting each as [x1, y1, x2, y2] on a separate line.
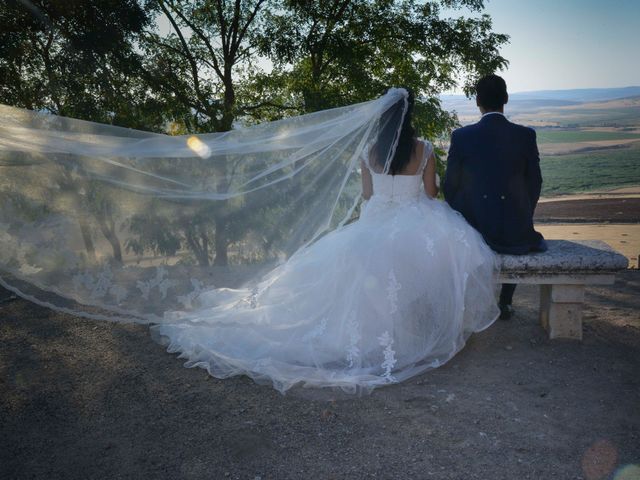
[0, 87, 498, 394]
[151, 88, 500, 393]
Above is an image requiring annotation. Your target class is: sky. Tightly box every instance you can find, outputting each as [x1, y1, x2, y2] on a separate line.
[156, 0, 640, 95]
[449, 0, 640, 93]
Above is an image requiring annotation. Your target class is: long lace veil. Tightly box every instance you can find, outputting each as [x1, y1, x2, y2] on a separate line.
[0, 88, 410, 323]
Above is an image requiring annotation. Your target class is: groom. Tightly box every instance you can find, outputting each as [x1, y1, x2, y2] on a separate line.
[443, 74, 547, 320]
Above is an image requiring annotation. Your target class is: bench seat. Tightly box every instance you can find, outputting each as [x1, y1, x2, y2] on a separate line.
[497, 240, 629, 340]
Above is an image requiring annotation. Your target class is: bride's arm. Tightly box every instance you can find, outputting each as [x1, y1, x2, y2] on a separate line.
[361, 160, 373, 200]
[423, 151, 439, 198]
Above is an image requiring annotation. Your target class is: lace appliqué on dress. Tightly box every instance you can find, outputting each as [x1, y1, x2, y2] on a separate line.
[92, 263, 114, 299]
[454, 228, 470, 248]
[72, 263, 129, 303]
[137, 266, 176, 300]
[387, 269, 401, 315]
[423, 234, 435, 256]
[346, 313, 361, 368]
[109, 284, 128, 304]
[177, 278, 205, 309]
[378, 331, 397, 382]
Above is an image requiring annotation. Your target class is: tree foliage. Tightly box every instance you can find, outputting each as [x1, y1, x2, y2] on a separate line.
[139, 0, 272, 133]
[257, 0, 508, 138]
[1, 0, 509, 267]
[0, 0, 162, 128]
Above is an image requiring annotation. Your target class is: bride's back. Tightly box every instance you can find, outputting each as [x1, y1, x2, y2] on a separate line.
[368, 138, 425, 176]
[367, 139, 431, 203]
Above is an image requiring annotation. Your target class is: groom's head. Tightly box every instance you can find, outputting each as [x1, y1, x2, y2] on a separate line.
[475, 74, 508, 114]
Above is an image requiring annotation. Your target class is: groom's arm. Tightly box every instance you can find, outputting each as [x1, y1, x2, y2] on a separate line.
[443, 130, 462, 202]
[525, 129, 542, 212]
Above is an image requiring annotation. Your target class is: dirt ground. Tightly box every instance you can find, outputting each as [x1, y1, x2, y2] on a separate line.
[535, 189, 640, 267]
[1, 270, 639, 480]
[534, 198, 640, 223]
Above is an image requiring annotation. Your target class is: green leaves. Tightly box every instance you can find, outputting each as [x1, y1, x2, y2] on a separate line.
[255, 0, 508, 140]
[0, 0, 509, 265]
[0, 0, 152, 123]
[1, 0, 508, 138]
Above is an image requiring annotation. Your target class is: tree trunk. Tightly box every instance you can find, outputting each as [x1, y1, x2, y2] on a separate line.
[215, 76, 234, 267]
[61, 171, 101, 264]
[78, 219, 97, 263]
[220, 70, 236, 132]
[213, 217, 228, 267]
[102, 226, 123, 263]
[185, 229, 210, 266]
[97, 217, 123, 264]
[95, 204, 123, 264]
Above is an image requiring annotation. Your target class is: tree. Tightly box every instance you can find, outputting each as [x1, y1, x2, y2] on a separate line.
[0, 0, 155, 124]
[139, 0, 279, 265]
[258, 0, 508, 138]
[140, 0, 274, 133]
[1, 0, 510, 268]
[0, 1, 161, 266]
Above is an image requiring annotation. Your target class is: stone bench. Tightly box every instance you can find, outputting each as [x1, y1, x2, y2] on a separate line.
[497, 240, 629, 340]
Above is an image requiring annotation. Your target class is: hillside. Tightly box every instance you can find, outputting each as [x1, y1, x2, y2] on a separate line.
[438, 87, 640, 196]
[440, 86, 640, 126]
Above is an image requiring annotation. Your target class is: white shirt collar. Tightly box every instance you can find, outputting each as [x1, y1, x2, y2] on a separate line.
[481, 111, 505, 118]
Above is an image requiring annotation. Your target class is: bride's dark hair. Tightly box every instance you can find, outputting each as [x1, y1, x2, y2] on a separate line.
[372, 87, 416, 175]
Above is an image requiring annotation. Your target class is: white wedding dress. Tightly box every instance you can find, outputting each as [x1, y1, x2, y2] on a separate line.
[151, 140, 500, 394]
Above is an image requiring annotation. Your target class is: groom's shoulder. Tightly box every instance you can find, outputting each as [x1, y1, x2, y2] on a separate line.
[450, 122, 489, 145]
[451, 123, 479, 139]
[508, 120, 537, 138]
[451, 119, 537, 141]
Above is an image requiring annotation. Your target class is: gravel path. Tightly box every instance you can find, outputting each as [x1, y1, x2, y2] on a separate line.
[1, 271, 639, 480]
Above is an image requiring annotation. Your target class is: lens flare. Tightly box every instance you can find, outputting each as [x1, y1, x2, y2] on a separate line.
[186, 136, 211, 158]
[582, 439, 618, 480]
[613, 464, 640, 480]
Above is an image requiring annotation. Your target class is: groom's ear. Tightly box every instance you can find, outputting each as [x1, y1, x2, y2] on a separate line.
[504, 93, 509, 105]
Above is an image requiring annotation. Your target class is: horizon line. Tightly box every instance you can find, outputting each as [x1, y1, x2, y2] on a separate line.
[442, 85, 640, 97]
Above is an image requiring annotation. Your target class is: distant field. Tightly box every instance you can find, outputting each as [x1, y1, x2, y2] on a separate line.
[536, 129, 640, 144]
[512, 105, 640, 127]
[540, 142, 640, 196]
[443, 89, 640, 197]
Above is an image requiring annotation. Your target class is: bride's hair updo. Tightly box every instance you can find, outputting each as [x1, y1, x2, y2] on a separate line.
[373, 87, 416, 175]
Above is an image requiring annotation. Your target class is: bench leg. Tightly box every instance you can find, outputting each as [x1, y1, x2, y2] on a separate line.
[539, 285, 585, 340]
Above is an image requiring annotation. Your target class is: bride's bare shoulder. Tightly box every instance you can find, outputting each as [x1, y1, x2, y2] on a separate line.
[411, 138, 424, 160]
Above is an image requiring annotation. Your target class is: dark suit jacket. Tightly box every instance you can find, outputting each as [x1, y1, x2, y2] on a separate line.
[443, 113, 546, 255]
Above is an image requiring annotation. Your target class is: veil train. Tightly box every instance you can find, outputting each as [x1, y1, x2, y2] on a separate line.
[0, 89, 499, 393]
[0, 89, 409, 324]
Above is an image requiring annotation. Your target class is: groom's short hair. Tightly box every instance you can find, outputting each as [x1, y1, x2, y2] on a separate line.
[475, 74, 508, 110]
